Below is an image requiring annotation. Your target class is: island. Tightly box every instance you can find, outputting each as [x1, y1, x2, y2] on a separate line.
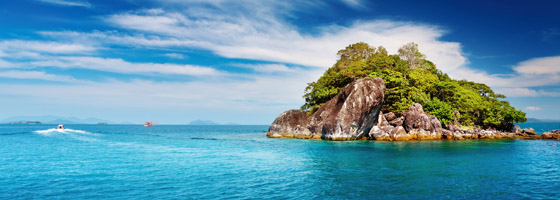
[267, 42, 560, 141]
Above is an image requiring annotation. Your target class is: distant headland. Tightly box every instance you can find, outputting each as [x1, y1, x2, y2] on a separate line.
[267, 42, 560, 141]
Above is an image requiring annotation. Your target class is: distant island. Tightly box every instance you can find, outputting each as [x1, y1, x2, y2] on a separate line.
[526, 118, 560, 123]
[187, 120, 239, 125]
[0, 115, 116, 124]
[6, 121, 41, 124]
[188, 120, 220, 125]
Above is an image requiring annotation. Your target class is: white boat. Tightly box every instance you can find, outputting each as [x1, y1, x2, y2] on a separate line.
[57, 124, 64, 130]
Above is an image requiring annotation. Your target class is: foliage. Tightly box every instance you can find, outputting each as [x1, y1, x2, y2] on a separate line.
[302, 42, 526, 130]
[423, 98, 455, 126]
[398, 42, 426, 70]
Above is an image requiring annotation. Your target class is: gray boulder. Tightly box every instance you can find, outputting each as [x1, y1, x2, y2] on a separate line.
[384, 112, 397, 122]
[389, 116, 404, 127]
[310, 77, 386, 140]
[403, 103, 443, 140]
[541, 130, 560, 140]
[267, 109, 318, 139]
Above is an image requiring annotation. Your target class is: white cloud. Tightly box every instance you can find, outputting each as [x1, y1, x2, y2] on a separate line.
[29, 56, 222, 76]
[341, 0, 365, 8]
[236, 64, 296, 73]
[43, 9, 461, 75]
[525, 106, 541, 111]
[497, 88, 539, 97]
[163, 53, 186, 59]
[40, 31, 207, 48]
[38, 0, 91, 7]
[26, 2, 560, 100]
[0, 39, 222, 77]
[0, 70, 80, 83]
[496, 87, 560, 97]
[1, 0, 557, 122]
[0, 67, 323, 122]
[0, 59, 17, 68]
[440, 55, 560, 97]
[513, 56, 560, 75]
[0, 40, 97, 55]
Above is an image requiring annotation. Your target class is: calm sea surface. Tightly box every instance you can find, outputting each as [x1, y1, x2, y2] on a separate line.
[1, 123, 559, 199]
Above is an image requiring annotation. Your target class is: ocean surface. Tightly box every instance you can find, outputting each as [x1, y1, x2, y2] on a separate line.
[1, 123, 559, 199]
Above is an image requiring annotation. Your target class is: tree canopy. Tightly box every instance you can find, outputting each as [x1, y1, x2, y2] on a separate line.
[302, 42, 526, 130]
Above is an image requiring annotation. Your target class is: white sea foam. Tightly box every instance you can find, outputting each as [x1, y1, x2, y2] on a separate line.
[33, 128, 99, 136]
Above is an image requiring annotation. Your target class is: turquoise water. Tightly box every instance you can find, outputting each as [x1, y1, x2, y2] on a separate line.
[518, 122, 560, 134]
[1, 124, 559, 199]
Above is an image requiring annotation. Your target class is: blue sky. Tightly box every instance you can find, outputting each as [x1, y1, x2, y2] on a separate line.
[0, 0, 559, 124]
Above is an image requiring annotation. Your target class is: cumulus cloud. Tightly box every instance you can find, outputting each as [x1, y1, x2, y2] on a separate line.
[100, 10, 467, 72]
[34, 1, 559, 99]
[497, 88, 539, 97]
[458, 55, 560, 97]
[513, 56, 560, 75]
[496, 87, 560, 97]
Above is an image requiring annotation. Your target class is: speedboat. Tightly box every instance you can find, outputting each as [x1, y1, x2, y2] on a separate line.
[57, 124, 64, 130]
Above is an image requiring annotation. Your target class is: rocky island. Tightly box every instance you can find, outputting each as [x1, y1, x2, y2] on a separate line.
[267, 42, 560, 141]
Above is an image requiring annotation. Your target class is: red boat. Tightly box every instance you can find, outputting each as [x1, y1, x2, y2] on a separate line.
[144, 121, 153, 127]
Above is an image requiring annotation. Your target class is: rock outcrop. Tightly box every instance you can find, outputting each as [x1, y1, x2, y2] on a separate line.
[267, 77, 386, 140]
[402, 103, 443, 140]
[266, 77, 556, 142]
[310, 77, 385, 140]
[389, 116, 404, 127]
[368, 104, 444, 141]
[383, 112, 397, 122]
[541, 130, 560, 140]
[520, 128, 537, 136]
[267, 109, 318, 139]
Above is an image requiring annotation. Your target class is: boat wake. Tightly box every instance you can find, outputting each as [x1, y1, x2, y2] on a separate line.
[34, 128, 95, 136]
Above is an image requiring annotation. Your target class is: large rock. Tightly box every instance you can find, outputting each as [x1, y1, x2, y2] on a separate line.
[390, 126, 412, 141]
[378, 112, 390, 127]
[521, 128, 537, 135]
[267, 109, 318, 139]
[511, 125, 522, 134]
[514, 127, 538, 138]
[384, 112, 397, 121]
[368, 125, 392, 141]
[310, 77, 386, 140]
[389, 116, 404, 127]
[541, 130, 560, 140]
[403, 103, 443, 140]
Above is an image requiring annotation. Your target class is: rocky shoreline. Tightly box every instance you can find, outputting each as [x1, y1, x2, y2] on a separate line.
[267, 77, 560, 141]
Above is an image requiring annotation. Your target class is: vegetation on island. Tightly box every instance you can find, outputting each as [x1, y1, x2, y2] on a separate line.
[302, 42, 526, 130]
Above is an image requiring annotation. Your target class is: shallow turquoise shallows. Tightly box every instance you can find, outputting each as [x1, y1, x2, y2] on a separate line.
[1, 123, 559, 199]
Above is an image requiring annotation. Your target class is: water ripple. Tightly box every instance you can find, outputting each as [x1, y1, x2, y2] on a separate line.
[1, 124, 559, 199]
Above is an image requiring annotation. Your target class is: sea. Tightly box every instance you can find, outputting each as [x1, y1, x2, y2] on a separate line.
[0, 122, 559, 199]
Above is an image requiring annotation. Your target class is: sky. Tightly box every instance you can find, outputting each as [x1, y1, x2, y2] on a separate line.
[0, 0, 559, 124]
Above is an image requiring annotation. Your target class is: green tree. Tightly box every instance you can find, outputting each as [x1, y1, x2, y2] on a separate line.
[398, 42, 426, 70]
[423, 98, 455, 126]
